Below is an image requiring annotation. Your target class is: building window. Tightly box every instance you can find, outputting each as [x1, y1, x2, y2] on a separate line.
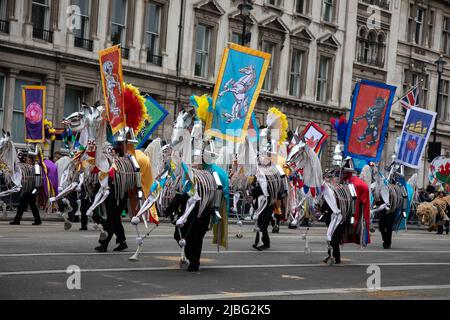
[414, 7, 424, 45]
[32, 0, 53, 42]
[266, 0, 277, 5]
[377, 33, 386, 67]
[13, 79, 40, 143]
[231, 32, 242, 45]
[357, 28, 368, 63]
[289, 49, 303, 97]
[145, 2, 162, 66]
[322, 0, 333, 23]
[428, 10, 434, 48]
[72, 0, 93, 51]
[367, 31, 377, 63]
[110, 0, 127, 47]
[402, 71, 428, 110]
[0, 75, 4, 130]
[194, 24, 211, 78]
[442, 17, 450, 55]
[438, 80, 449, 121]
[295, 0, 306, 14]
[0, 0, 6, 20]
[317, 56, 330, 102]
[64, 86, 85, 117]
[262, 41, 275, 91]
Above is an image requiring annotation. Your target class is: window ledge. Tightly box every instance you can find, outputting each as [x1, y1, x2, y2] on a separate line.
[353, 61, 387, 73]
[320, 21, 339, 30]
[262, 4, 284, 14]
[358, 1, 392, 14]
[293, 13, 312, 23]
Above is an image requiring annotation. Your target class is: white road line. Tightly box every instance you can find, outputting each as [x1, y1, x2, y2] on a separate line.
[2, 249, 450, 257]
[139, 284, 450, 300]
[2, 262, 450, 276]
[1, 249, 450, 258]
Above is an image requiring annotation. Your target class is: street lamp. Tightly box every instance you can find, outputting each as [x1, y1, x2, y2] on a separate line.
[238, 0, 253, 46]
[434, 55, 447, 143]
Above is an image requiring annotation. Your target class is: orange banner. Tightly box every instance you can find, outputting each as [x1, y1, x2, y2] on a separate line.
[99, 45, 126, 134]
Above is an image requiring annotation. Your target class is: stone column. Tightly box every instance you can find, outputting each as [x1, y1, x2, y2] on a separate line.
[3, 69, 19, 133]
[22, 0, 33, 42]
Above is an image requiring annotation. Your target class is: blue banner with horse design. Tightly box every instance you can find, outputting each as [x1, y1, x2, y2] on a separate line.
[205, 44, 271, 144]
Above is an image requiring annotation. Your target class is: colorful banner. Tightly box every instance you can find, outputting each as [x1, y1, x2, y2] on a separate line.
[429, 156, 450, 186]
[206, 43, 271, 144]
[136, 95, 169, 149]
[345, 80, 396, 162]
[23, 86, 46, 143]
[397, 106, 436, 169]
[99, 45, 126, 134]
[301, 122, 329, 154]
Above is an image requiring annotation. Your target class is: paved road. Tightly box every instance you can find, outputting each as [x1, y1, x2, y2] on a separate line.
[1, 218, 450, 300]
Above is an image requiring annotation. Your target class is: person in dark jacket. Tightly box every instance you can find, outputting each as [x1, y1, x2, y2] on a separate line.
[10, 156, 41, 226]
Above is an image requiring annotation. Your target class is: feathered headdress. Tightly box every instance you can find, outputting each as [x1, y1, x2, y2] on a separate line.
[190, 94, 213, 124]
[330, 115, 348, 143]
[43, 119, 56, 148]
[266, 107, 289, 145]
[123, 83, 150, 133]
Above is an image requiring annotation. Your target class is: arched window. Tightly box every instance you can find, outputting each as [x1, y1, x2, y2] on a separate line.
[357, 27, 368, 63]
[377, 33, 386, 68]
[367, 31, 377, 66]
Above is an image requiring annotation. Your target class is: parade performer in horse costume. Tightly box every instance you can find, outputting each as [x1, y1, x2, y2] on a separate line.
[131, 95, 229, 272]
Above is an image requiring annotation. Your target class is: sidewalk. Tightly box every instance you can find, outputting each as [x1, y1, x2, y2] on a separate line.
[0, 210, 429, 231]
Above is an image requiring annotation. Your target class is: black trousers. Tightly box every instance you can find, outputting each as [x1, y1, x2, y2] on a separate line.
[13, 192, 41, 223]
[67, 192, 78, 221]
[99, 192, 127, 246]
[255, 203, 273, 247]
[80, 193, 103, 229]
[174, 207, 211, 268]
[378, 210, 394, 247]
[330, 224, 345, 263]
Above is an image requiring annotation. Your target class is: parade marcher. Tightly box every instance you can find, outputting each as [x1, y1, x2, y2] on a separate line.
[10, 155, 42, 226]
[94, 145, 128, 252]
[377, 202, 393, 249]
[271, 200, 282, 233]
[251, 178, 273, 251]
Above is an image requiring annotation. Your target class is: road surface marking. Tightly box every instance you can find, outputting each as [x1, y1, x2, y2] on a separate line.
[3, 262, 450, 276]
[142, 284, 450, 300]
[1, 249, 450, 258]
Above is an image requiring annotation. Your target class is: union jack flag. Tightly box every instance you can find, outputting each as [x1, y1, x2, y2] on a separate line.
[400, 85, 420, 110]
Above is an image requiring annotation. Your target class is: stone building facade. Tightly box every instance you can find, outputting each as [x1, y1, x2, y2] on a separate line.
[0, 0, 449, 186]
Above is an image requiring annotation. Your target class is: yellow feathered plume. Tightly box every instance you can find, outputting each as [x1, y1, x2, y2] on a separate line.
[191, 94, 213, 124]
[267, 107, 288, 145]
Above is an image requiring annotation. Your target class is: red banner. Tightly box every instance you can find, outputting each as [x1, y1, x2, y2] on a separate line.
[99, 45, 126, 134]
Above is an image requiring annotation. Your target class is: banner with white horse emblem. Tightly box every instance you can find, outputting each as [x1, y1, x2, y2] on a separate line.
[206, 44, 271, 144]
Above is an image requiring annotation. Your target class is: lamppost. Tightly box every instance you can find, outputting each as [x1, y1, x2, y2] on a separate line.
[434, 55, 447, 143]
[238, 0, 253, 46]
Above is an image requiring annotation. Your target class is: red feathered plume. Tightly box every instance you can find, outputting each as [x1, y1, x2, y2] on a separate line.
[338, 115, 346, 124]
[123, 84, 147, 133]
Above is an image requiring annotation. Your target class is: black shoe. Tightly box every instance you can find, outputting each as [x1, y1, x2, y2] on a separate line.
[383, 243, 391, 249]
[258, 244, 270, 250]
[95, 245, 107, 253]
[187, 264, 199, 272]
[79, 227, 88, 231]
[113, 242, 128, 252]
[272, 228, 279, 234]
[334, 260, 342, 265]
[9, 221, 20, 225]
[253, 244, 263, 251]
[32, 222, 42, 226]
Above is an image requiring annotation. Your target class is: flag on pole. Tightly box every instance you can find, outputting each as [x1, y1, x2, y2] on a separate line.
[23, 86, 46, 143]
[98, 45, 126, 135]
[206, 43, 271, 144]
[397, 106, 436, 169]
[400, 85, 420, 110]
